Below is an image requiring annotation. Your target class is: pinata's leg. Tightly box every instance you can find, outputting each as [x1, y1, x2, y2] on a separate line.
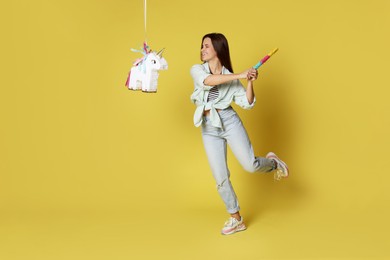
[125, 71, 131, 88]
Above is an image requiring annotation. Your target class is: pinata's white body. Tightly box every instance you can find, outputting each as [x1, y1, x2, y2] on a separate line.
[128, 52, 168, 93]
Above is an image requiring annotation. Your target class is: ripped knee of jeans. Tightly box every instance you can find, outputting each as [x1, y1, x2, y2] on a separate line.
[216, 178, 228, 190]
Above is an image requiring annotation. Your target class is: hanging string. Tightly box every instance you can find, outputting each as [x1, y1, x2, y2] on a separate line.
[130, 0, 150, 61]
[144, 0, 147, 42]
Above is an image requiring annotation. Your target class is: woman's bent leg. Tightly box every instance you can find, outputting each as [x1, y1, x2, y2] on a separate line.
[224, 114, 274, 173]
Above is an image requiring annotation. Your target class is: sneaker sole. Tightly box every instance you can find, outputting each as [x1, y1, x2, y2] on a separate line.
[267, 152, 289, 178]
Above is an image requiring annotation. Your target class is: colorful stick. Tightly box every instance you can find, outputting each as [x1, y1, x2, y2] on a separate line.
[253, 48, 279, 69]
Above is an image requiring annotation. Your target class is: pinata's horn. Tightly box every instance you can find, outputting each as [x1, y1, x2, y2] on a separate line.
[156, 48, 165, 57]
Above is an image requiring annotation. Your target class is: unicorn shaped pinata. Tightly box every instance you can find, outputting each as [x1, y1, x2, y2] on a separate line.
[125, 42, 168, 93]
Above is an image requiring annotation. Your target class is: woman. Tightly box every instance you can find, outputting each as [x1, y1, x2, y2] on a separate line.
[190, 33, 289, 235]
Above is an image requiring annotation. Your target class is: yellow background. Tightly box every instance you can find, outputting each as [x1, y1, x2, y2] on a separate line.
[1, 0, 390, 259]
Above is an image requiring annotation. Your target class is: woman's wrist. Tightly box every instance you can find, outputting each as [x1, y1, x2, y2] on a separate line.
[237, 70, 249, 80]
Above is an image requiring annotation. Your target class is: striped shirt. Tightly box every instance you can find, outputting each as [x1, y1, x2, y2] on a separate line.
[207, 86, 219, 101]
[207, 68, 220, 102]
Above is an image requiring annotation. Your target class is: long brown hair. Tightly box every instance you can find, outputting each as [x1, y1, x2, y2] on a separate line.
[201, 33, 234, 73]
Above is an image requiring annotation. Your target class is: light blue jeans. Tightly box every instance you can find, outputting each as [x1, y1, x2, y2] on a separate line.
[201, 107, 274, 214]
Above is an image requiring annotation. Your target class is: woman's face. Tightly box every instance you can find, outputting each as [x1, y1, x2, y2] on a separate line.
[201, 37, 218, 62]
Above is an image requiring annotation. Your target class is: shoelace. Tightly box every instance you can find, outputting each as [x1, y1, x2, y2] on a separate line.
[224, 217, 238, 227]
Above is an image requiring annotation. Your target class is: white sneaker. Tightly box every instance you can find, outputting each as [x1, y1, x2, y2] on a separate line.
[221, 217, 247, 235]
[266, 152, 289, 180]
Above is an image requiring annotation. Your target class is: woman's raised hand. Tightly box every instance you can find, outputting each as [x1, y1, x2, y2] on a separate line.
[247, 68, 258, 81]
[238, 69, 251, 79]
[239, 68, 258, 81]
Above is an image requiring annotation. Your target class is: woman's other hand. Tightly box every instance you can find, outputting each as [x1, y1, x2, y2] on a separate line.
[247, 68, 258, 81]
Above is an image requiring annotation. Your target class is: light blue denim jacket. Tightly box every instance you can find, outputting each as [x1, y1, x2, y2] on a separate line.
[190, 63, 256, 128]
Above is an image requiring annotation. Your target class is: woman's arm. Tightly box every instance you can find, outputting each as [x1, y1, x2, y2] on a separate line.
[245, 68, 258, 105]
[204, 69, 250, 86]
